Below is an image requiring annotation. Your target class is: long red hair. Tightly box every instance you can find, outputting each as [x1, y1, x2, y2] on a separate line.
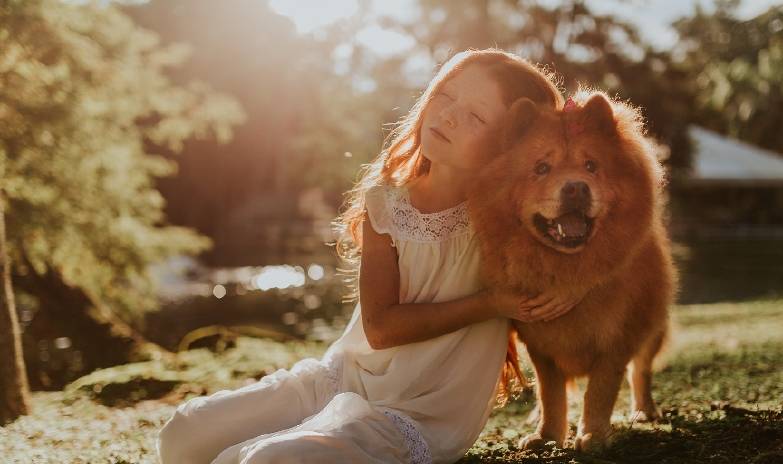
[331, 48, 564, 406]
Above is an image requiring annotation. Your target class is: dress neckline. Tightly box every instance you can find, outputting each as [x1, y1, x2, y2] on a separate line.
[384, 185, 472, 243]
[400, 185, 468, 217]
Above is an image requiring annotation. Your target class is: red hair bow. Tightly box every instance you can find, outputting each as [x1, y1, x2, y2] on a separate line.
[563, 97, 584, 136]
[563, 97, 578, 112]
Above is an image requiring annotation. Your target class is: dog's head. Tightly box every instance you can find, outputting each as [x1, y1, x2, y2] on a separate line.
[469, 91, 666, 286]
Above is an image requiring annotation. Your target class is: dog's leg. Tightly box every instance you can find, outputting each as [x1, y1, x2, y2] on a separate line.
[525, 379, 578, 427]
[574, 362, 625, 452]
[628, 329, 665, 421]
[524, 403, 540, 427]
[519, 353, 568, 449]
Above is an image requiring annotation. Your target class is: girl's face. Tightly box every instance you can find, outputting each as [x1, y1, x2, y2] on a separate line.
[420, 64, 508, 171]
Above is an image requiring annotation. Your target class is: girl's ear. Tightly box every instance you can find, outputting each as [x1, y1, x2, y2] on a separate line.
[503, 97, 539, 150]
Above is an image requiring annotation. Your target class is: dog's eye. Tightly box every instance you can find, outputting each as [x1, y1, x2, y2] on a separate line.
[534, 162, 550, 175]
[585, 160, 597, 173]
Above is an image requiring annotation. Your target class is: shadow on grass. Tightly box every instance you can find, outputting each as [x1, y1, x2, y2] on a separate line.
[604, 405, 783, 464]
[461, 327, 783, 463]
[460, 405, 783, 464]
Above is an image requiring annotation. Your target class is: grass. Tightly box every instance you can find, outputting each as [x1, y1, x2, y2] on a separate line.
[461, 299, 783, 463]
[2, 299, 782, 463]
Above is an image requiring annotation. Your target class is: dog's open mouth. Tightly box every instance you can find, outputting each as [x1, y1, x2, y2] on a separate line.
[533, 211, 594, 248]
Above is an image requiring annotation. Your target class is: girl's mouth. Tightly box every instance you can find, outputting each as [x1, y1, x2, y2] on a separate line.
[430, 127, 451, 143]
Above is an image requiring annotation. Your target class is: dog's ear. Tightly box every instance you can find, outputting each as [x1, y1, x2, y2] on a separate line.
[502, 97, 539, 150]
[579, 93, 615, 135]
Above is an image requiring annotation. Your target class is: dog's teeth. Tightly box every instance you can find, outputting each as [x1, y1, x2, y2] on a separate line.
[557, 224, 563, 236]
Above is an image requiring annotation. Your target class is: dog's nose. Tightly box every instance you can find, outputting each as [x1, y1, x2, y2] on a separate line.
[561, 181, 591, 209]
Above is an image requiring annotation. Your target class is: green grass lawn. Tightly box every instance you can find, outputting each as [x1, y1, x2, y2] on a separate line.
[2, 299, 782, 463]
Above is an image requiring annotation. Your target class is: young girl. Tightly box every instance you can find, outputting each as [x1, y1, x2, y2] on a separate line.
[157, 48, 581, 464]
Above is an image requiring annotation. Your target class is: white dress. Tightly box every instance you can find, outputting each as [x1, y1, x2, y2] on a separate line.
[156, 184, 510, 464]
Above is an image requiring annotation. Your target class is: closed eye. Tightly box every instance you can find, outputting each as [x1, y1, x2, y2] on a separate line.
[471, 112, 486, 124]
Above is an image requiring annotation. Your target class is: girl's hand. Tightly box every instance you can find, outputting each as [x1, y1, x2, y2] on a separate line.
[484, 288, 585, 323]
[482, 288, 537, 321]
[517, 290, 584, 322]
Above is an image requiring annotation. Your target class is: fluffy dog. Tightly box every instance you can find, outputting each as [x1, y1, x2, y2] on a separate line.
[468, 91, 677, 451]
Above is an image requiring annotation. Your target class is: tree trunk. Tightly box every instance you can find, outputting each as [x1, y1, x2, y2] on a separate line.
[15, 249, 168, 390]
[0, 191, 31, 424]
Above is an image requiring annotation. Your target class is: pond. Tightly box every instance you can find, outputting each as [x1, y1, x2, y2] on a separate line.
[146, 236, 782, 351]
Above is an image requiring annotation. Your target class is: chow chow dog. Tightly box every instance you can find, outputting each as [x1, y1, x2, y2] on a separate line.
[468, 91, 677, 451]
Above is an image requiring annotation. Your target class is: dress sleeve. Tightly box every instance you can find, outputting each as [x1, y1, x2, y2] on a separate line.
[364, 185, 397, 248]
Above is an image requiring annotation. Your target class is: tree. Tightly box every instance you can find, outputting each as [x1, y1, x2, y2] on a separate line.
[0, 0, 244, 390]
[379, 0, 697, 172]
[674, 2, 783, 153]
[124, 0, 316, 265]
[123, 0, 404, 264]
[0, 187, 30, 423]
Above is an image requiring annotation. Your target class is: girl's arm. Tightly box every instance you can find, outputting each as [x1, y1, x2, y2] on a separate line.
[359, 211, 585, 349]
[360, 211, 505, 350]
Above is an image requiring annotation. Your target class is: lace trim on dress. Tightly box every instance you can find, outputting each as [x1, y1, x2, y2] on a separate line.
[320, 354, 432, 463]
[388, 186, 470, 243]
[381, 409, 433, 464]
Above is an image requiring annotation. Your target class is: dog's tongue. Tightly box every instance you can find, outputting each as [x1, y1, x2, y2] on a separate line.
[556, 212, 587, 237]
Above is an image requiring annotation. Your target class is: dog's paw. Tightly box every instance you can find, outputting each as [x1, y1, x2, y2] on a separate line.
[631, 405, 662, 422]
[518, 433, 546, 451]
[574, 432, 604, 453]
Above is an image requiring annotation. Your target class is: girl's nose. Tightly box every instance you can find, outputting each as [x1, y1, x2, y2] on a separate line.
[442, 107, 457, 128]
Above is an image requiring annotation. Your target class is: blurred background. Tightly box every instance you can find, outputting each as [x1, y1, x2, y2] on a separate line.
[3, 0, 782, 391]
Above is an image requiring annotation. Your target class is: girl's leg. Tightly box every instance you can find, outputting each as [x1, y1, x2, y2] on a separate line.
[210, 392, 412, 464]
[157, 357, 338, 464]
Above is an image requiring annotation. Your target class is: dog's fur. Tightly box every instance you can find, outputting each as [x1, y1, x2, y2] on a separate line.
[468, 91, 677, 451]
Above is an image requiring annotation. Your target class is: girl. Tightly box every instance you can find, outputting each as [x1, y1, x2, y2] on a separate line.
[157, 48, 581, 464]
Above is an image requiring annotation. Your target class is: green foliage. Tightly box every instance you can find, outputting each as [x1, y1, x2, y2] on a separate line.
[0, 0, 244, 318]
[382, 0, 696, 170]
[64, 336, 325, 407]
[275, 0, 702, 198]
[674, 3, 783, 152]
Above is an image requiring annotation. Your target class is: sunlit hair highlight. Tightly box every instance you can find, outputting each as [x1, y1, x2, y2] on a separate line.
[330, 48, 564, 407]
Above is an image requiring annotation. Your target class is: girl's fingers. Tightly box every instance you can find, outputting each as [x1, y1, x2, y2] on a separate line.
[528, 301, 562, 321]
[547, 298, 581, 321]
[515, 291, 584, 322]
[543, 303, 573, 321]
[518, 300, 571, 323]
[533, 293, 580, 313]
[533, 299, 575, 322]
[515, 306, 536, 322]
[519, 293, 555, 309]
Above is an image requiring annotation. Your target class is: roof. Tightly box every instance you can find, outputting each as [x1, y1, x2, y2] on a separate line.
[687, 126, 783, 186]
